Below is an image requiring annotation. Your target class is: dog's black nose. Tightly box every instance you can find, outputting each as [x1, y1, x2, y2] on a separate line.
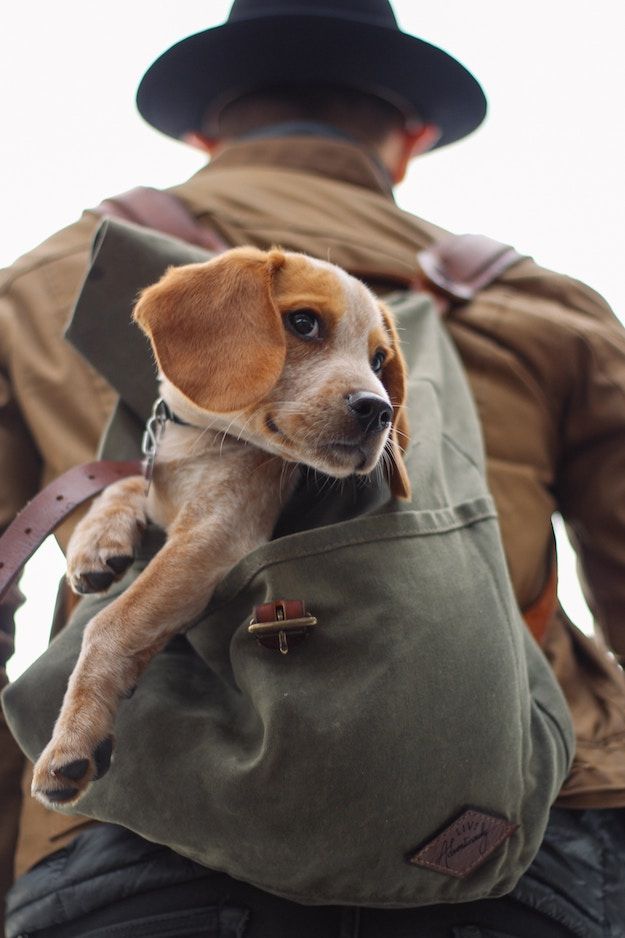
[347, 392, 393, 435]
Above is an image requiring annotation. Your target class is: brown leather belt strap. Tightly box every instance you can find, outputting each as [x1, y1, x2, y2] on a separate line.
[252, 599, 308, 625]
[0, 460, 142, 602]
[92, 187, 229, 254]
[417, 233, 524, 304]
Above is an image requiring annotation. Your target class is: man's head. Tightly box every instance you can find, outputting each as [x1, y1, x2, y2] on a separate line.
[136, 0, 486, 177]
[183, 84, 441, 184]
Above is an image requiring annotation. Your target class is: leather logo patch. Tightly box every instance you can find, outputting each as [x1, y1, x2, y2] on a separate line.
[407, 809, 518, 879]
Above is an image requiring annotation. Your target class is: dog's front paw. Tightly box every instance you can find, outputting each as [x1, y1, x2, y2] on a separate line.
[68, 553, 135, 595]
[67, 518, 142, 595]
[31, 735, 114, 807]
[66, 475, 147, 595]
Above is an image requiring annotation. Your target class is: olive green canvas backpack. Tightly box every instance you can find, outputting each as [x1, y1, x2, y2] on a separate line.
[2, 218, 573, 908]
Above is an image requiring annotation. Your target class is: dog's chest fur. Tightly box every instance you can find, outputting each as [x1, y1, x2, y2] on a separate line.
[149, 424, 297, 547]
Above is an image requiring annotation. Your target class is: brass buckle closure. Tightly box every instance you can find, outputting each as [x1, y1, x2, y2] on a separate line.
[248, 601, 317, 655]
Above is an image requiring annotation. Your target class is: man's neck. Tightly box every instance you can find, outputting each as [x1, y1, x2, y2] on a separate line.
[209, 129, 396, 197]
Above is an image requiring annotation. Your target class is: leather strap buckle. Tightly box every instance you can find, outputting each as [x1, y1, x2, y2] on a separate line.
[416, 233, 524, 305]
[249, 600, 318, 654]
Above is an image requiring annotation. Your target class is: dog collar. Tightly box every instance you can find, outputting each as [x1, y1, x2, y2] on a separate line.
[141, 397, 198, 493]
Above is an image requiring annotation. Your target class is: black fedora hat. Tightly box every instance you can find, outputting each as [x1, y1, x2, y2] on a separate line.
[136, 0, 487, 150]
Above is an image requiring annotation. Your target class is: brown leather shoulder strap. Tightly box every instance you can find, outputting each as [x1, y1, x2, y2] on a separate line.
[2, 190, 222, 603]
[0, 460, 142, 602]
[92, 186, 228, 254]
[417, 233, 524, 304]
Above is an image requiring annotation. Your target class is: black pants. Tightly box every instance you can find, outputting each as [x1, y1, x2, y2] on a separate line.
[6, 809, 625, 938]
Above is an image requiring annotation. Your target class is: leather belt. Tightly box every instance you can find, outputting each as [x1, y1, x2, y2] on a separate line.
[0, 460, 142, 602]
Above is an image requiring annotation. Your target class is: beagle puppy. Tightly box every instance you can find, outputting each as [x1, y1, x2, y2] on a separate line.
[32, 247, 410, 806]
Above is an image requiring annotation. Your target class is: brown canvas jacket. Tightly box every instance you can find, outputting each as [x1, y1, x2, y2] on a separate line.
[1, 136, 625, 912]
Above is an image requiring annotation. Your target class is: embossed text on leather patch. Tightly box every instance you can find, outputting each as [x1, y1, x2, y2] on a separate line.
[407, 809, 518, 879]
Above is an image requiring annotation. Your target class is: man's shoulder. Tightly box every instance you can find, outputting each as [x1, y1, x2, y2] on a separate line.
[495, 254, 617, 327]
[167, 155, 616, 327]
[400, 213, 616, 326]
[0, 212, 100, 297]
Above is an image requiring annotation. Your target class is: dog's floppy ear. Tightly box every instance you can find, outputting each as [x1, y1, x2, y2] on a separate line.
[379, 303, 411, 500]
[133, 247, 287, 412]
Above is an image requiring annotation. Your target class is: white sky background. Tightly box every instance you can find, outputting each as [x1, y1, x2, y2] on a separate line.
[1, 1, 624, 677]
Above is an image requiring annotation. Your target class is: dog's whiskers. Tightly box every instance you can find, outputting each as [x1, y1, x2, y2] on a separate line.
[383, 438, 404, 481]
[217, 414, 247, 455]
[278, 460, 300, 503]
[234, 412, 259, 444]
[188, 420, 223, 455]
[267, 401, 309, 409]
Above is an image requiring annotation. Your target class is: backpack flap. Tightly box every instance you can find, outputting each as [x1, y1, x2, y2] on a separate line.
[66, 218, 212, 424]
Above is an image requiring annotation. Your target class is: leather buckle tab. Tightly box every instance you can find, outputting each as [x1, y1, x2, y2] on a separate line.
[249, 600, 317, 654]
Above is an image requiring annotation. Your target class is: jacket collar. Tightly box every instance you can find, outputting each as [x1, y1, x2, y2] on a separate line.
[204, 134, 396, 198]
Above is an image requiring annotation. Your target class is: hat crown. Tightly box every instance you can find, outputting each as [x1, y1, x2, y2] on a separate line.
[228, 0, 398, 28]
[137, 0, 486, 150]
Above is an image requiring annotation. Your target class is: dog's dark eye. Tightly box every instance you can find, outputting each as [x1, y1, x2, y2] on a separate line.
[286, 309, 321, 339]
[371, 350, 386, 374]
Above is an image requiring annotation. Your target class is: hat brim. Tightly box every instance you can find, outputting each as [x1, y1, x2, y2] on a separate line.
[136, 15, 486, 150]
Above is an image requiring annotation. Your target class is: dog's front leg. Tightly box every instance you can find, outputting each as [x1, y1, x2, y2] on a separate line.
[66, 474, 148, 594]
[31, 518, 257, 807]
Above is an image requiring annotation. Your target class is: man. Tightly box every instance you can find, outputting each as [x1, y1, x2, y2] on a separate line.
[2, 1, 625, 935]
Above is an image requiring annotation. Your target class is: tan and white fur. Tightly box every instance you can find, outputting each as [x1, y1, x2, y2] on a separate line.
[31, 247, 410, 806]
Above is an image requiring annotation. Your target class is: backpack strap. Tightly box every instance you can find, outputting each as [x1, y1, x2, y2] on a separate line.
[417, 233, 524, 305]
[94, 190, 522, 304]
[521, 552, 558, 645]
[418, 233, 558, 643]
[92, 186, 228, 254]
[0, 461, 142, 602]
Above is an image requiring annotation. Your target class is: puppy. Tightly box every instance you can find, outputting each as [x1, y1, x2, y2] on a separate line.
[31, 247, 410, 806]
